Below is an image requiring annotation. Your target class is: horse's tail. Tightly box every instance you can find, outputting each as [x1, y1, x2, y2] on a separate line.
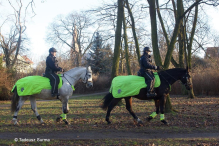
[101, 92, 114, 110]
[11, 86, 19, 113]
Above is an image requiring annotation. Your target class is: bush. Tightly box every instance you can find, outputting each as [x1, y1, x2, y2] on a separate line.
[0, 68, 15, 100]
[170, 67, 219, 96]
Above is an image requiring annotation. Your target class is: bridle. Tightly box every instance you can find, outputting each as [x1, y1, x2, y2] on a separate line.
[82, 70, 93, 84]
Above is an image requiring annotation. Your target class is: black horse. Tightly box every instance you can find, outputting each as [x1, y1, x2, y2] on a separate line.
[101, 68, 192, 125]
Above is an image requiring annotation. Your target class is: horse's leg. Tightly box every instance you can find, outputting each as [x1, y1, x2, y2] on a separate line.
[125, 97, 143, 126]
[58, 97, 69, 125]
[106, 98, 121, 124]
[12, 97, 27, 125]
[30, 97, 44, 124]
[159, 96, 169, 125]
[147, 99, 159, 122]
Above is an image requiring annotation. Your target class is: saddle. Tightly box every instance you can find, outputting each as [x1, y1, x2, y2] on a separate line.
[109, 72, 161, 98]
[12, 75, 62, 96]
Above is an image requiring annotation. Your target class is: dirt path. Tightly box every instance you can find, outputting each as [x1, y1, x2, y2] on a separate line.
[0, 130, 219, 140]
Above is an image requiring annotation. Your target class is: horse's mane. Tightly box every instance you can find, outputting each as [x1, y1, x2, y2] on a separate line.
[160, 68, 186, 73]
[66, 67, 86, 73]
[159, 68, 187, 79]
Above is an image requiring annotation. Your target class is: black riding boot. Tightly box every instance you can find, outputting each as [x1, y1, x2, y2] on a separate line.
[146, 81, 157, 98]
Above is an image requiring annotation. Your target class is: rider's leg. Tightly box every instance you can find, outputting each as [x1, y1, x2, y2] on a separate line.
[145, 72, 156, 97]
[51, 73, 60, 96]
[45, 73, 59, 97]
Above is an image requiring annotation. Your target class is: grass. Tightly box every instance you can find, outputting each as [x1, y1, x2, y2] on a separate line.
[0, 95, 218, 145]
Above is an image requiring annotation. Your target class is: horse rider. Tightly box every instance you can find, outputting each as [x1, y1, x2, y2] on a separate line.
[138, 47, 163, 98]
[44, 47, 63, 97]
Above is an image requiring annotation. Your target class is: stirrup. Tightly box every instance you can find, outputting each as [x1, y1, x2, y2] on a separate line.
[52, 93, 60, 99]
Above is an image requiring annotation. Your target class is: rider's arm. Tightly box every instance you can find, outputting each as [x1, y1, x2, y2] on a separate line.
[142, 56, 157, 70]
[46, 57, 62, 71]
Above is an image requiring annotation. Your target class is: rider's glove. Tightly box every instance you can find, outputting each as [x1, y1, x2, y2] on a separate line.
[157, 66, 164, 70]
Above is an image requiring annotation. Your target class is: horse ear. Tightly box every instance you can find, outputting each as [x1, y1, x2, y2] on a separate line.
[87, 66, 91, 71]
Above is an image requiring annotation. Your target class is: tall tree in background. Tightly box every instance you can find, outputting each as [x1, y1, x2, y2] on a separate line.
[87, 32, 112, 74]
[122, 4, 131, 75]
[154, 0, 219, 111]
[125, 0, 141, 65]
[46, 11, 94, 67]
[112, 0, 123, 78]
[148, 0, 162, 66]
[0, 0, 34, 69]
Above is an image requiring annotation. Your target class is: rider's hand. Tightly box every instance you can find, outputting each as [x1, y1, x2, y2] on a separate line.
[60, 68, 64, 72]
[157, 66, 164, 70]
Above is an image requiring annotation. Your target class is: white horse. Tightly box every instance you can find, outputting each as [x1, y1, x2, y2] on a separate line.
[11, 66, 93, 125]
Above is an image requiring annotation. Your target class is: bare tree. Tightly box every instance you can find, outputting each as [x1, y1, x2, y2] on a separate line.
[152, 0, 219, 111]
[0, 0, 35, 69]
[46, 11, 95, 67]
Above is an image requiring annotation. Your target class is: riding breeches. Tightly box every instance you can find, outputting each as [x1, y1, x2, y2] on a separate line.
[143, 71, 155, 92]
[44, 73, 60, 94]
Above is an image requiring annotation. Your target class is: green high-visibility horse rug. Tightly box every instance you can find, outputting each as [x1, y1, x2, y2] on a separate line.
[109, 72, 160, 98]
[12, 75, 63, 96]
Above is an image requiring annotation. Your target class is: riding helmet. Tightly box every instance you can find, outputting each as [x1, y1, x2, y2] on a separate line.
[143, 47, 152, 52]
[49, 47, 57, 53]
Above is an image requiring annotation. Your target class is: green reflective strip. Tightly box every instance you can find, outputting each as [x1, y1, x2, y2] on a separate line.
[71, 85, 75, 91]
[150, 112, 157, 118]
[60, 113, 66, 120]
[160, 114, 165, 121]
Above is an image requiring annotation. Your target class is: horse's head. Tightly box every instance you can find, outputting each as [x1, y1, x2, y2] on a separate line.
[180, 67, 192, 90]
[81, 66, 93, 88]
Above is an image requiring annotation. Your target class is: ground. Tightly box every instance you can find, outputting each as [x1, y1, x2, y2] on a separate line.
[0, 93, 218, 145]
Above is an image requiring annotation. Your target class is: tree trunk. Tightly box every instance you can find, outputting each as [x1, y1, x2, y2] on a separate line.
[125, 0, 140, 65]
[148, 0, 162, 66]
[123, 6, 132, 75]
[188, 78, 196, 99]
[163, 0, 183, 69]
[156, 0, 184, 112]
[164, 95, 173, 113]
[187, 1, 198, 99]
[112, 0, 123, 78]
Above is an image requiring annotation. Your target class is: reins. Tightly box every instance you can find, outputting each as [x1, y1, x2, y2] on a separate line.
[62, 73, 76, 90]
[158, 71, 172, 91]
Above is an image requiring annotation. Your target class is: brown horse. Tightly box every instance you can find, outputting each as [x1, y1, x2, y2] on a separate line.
[101, 68, 192, 125]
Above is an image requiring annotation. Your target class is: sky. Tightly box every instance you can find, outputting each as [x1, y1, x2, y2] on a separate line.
[24, 0, 102, 65]
[1, 0, 219, 67]
[0, 0, 102, 66]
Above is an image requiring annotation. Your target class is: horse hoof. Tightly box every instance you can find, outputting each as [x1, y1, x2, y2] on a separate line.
[56, 117, 61, 122]
[147, 116, 153, 122]
[161, 120, 169, 126]
[40, 122, 45, 126]
[138, 121, 144, 126]
[63, 119, 69, 125]
[13, 122, 19, 126]
[12, 120, 19, 126]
